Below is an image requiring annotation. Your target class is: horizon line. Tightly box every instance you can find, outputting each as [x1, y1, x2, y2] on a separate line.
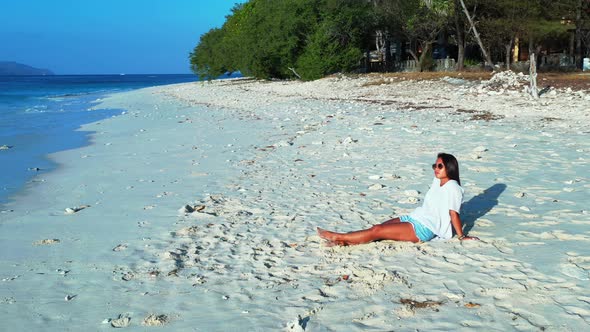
[0, 73, 198, 76]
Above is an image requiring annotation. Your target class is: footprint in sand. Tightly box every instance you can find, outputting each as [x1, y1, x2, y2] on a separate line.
[560, 255, 590, 280]
[561, 264, 589, 280]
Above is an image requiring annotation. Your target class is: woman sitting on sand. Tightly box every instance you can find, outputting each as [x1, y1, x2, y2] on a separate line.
[317, 153, 479, 245]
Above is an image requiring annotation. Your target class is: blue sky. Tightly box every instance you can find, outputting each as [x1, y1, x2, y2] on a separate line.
[0, 1, 246, 74]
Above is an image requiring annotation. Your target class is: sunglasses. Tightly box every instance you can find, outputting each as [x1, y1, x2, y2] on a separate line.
[432, 163, 444, 170]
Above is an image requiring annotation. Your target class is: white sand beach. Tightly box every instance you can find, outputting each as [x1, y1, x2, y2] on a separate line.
[1, 73, 589, 330]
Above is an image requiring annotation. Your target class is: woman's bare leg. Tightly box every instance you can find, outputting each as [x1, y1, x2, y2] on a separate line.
[380, 217, 401, 226]
[315, 217, 402, 244]
[317, 222, 419, 245]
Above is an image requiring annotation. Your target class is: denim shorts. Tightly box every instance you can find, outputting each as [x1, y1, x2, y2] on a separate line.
[400, 215, 435, 242]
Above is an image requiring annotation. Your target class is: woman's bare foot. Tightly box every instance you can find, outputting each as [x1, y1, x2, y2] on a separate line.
[324, 239, 348, 247]
[317, 228, 348, 246]
[317, 227, 338, 242]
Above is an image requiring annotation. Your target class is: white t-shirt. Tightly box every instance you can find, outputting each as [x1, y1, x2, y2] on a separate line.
[409, 177, 464, 240]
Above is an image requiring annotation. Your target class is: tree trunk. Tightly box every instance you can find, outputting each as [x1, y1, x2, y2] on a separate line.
[575, 0, 583, 70]
[530, 53, 538, 99]
[454, 0, 465, 71]
[376, 30, 384, 60]
[458, 0, 493, 68]
[385, 36, 392, 71]
[568, 33, 576, 57]
[505, 36, 514, 71]
[408, 49, 420, 71]
[513, 37, 520, 63]
[457, 41, 465, 71]
[365, 48, 371, 73]
[419, 43, 432, 72]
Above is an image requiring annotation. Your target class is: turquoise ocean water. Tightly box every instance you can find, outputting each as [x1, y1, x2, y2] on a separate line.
[0, 74, 221, 207]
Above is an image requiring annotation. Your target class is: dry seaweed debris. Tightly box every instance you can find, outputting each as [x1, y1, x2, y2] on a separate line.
[400, 298, 444, 309]
[470, 111, 505, 121]
[541, 117, 561, 122]
[455, 109, 504, 121]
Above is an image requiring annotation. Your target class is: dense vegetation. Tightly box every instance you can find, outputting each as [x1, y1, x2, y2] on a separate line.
[190, 0, 589, 80]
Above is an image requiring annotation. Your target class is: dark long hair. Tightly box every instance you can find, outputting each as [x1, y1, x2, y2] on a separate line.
[438, 153, 461, 186]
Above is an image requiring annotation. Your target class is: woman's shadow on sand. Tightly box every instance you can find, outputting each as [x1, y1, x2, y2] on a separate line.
[461, 183, 506, 234]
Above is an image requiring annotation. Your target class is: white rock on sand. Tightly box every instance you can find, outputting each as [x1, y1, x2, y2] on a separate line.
[32, 239, 60, 246]
[110, 314, 131, 328]
[64, 204, 90, 214]
[142, 314, 169, 326]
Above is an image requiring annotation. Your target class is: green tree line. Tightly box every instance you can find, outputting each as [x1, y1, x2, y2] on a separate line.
[190, 0, 589, 80]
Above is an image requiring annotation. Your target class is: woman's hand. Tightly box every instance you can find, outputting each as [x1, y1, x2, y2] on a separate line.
[459, 235, 479, 241]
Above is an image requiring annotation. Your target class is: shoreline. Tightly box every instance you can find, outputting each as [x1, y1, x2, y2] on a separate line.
[0, 74, 207, 208]
[0, 95, 123, 209]
[1, 73, 589, 330]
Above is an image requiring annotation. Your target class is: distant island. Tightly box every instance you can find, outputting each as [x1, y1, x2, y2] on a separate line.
[0, 61, 54, 76]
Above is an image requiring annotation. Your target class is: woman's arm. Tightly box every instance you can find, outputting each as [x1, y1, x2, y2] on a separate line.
[450, 210, 479, 241]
